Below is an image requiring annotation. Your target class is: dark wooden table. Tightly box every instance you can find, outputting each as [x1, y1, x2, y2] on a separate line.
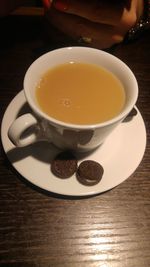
[0, 14, 150, 267]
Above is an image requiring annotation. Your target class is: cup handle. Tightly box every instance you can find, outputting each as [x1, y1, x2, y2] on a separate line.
[8, 113, 40, 147]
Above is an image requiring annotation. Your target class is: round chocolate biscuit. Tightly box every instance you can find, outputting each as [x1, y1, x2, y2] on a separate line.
[51, 151, 78, 179]
[76, 160, 104, 186]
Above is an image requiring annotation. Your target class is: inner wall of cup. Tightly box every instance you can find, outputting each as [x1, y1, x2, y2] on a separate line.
[24, 47, 138, 121]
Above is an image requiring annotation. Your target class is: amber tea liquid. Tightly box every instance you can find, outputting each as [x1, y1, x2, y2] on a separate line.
[36, 62, 125, 125]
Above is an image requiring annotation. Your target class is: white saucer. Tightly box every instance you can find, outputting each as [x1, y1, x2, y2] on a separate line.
[1, 91, 147, 197]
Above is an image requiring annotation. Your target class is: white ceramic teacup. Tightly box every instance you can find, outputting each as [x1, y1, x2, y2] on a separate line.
[8, 47, 138, 152]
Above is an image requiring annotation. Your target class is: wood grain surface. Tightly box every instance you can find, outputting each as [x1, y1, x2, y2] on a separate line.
[0, 14, 150, 267]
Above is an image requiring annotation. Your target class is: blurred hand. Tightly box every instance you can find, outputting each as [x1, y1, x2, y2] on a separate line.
[44, 0, 144, 49]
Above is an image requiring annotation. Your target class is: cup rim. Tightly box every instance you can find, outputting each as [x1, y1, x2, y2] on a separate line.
[24, 46, 138, 130]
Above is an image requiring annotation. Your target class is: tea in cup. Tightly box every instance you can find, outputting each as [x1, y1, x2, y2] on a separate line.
[36, 61, 126, 125]
[8, 47, 138, 152]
